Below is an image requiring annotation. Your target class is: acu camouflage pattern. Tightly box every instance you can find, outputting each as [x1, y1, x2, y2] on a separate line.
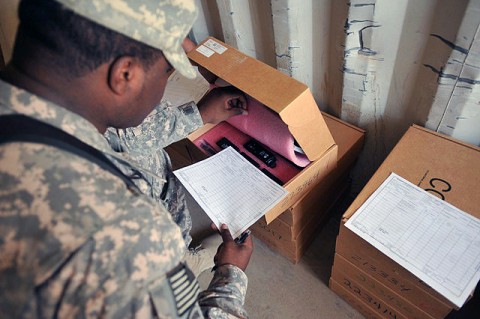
[55, 0, 198, 79]
[105, 101, 204, 247]
[0, 79, 249, 318]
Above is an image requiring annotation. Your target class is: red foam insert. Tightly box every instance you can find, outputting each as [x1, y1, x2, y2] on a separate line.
[193, 122, 301, 185]
[227, 96, 311, 167]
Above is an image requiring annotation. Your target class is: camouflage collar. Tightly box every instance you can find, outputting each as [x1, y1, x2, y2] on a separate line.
[0, 79, 114, 155]
[0, 79, 167, 183]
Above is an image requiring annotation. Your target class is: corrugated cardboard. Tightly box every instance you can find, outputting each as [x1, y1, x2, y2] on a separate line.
[329, 278, 388, 319]
[332, 254, 444, 319]
[330, 273, 411, 319]
[336, 222, 454, 314]
[251, 172, 349, 263]
[165, 135, 337, 223]
[253, 171, 349, 242]
[188, 37, 336, 162]
[185, 37, 339, 223]
[337, 125, 480, 311]
[278, 112, 365, 226]
[341, 125, 480, 221]
[249, 114, 365, 262]
[166, 138, 208, 171]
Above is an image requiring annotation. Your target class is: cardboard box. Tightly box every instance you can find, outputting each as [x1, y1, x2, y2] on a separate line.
[341, 125, 480, 223]
[336, 125, 480, 313]
[331, 254, 443, 319]
[166, 138, 208, 171]
[329, 278, 388, 319]
[251, 175, 348, 263]
[336, 223, 454, 316]
[251, 171, 349, 251]
[330, 274, 413, 319]
[184, 37, 338, 223]
[250, 113, 365, 262]
[278, 112, 365, 227]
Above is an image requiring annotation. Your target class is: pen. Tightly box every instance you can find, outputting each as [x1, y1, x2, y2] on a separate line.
[199, 139, 217, 156]
[234, 229, 251, 244]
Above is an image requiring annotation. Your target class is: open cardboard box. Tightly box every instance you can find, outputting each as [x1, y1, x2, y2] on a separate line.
[249, 113, 365, 262]
[336, 125, 480, 313]
[181, 37, 338, 223]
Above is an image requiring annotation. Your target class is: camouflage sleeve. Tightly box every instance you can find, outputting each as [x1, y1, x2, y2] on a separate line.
[198, 265, 250, 318]
[0, 140, 252, 319]
[0, 142, 197, 318]
[123, 101, 203, 149]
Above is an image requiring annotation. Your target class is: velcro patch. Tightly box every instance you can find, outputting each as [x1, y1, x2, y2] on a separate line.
[179, 101, 196, 115]
[167, 263, 200, 316]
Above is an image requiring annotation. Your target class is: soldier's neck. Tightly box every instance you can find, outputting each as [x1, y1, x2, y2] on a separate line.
[1, 61, 109, 134]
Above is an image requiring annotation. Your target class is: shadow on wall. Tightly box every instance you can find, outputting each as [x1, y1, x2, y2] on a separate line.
[384, 0, 470, 154]
[341, 0, 471, 195]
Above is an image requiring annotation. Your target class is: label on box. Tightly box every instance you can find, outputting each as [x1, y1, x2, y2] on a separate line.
[196, 45, 215, 57]
[203, 39, 227, 54]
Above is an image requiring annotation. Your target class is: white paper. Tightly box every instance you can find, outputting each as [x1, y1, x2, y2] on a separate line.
[174, 147, 288, 239]
[161, 67, 210, 106]
[345, 173, 480, 307]
[196, 45, 215, 57]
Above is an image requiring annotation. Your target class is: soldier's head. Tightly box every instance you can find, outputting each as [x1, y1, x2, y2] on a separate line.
[10, 0, 198, 130]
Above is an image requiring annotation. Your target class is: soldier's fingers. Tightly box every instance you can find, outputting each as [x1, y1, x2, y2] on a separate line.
[236, 95, 247, 110]
[219, 224, 234, 243]
[230, 107, 247, 116]
[227, 97, 248, 114]
[227, 99, 236, 109]
[241, 234, 254, 248]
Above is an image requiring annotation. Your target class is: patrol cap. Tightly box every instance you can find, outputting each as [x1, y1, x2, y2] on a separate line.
[56, 0, 198, 78]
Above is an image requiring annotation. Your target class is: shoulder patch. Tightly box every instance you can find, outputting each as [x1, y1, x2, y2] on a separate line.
[167, 263, 200, 317]
[179, 101, 196, 115]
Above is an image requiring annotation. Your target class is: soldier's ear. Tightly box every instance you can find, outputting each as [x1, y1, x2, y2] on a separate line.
[108, 56, 145, 96]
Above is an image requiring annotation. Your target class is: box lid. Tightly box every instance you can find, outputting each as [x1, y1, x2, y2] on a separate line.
[188, 37, 335, 161]
[342, 124, 480, 222]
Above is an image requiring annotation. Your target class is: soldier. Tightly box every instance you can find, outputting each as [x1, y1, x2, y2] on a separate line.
[104, 57, 248, 276]
[0, 0, 253, 318]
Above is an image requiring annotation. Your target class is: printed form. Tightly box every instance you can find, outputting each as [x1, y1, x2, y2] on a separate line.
[345, 173, 480, 307]
[174, 147, 288, 239]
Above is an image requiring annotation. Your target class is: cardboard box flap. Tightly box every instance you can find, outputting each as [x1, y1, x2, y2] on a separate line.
[284, 91, 336, 159]
[342, 124, 480, 222]
[188, 37, 335, 161]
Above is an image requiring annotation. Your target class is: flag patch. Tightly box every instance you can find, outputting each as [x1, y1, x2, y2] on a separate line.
[167, 263, 200, 316]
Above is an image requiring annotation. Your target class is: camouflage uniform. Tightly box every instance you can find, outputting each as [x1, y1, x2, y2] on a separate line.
[1, 0, 250, 316]
[0, 80, 249, 318]
[105, 101, 202, 247]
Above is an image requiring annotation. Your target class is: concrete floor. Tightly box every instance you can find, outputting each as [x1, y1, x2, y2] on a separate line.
[190, 192, 364, 319]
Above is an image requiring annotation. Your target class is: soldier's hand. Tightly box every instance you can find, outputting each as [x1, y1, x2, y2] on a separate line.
[197, 86, 248, 125]
[213, 224, 253, 272]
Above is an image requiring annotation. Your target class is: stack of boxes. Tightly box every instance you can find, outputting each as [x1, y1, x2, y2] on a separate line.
[185, 37, 339, 223]
[165, 37, 365, 263]
[330, 125, 480, 318]
[250, 113, 364, 263]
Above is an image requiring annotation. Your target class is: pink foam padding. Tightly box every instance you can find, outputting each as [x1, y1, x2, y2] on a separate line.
[193, 122, 301, 184]
[227, 97, 311, 167]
